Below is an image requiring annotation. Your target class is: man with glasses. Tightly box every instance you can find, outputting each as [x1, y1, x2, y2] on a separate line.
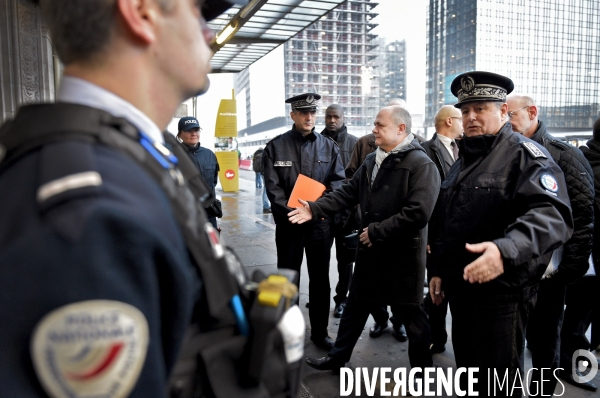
[508, 95, 594, 394]
[178, 116, 220, 229]
[429, 72, 573, 396]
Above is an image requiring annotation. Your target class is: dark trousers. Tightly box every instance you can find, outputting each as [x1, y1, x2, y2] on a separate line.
[329, 291, 432, 369]
[526, 278, 566, 396]
[275, 220, 331, 339]
[560, 276, 597, 370]
[371, 305, 405, 330]
[448, 288, 529, 397]
[424, 276, 449, 347]
[330, 221, 354, 305]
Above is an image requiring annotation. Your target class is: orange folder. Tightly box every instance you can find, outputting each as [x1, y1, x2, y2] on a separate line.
[287, 174, 326, 208]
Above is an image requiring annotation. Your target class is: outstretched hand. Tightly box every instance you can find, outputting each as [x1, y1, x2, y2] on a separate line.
[463, 242, 504, 284]
[287, 199, 313, 224]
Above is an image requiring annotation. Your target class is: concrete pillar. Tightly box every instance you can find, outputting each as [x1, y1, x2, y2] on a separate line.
[0, 0, 55, 124]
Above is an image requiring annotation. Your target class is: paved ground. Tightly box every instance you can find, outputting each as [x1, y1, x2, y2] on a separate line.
[217, 168, 600, 398]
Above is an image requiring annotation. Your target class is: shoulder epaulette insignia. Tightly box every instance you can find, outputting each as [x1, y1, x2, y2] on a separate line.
[522, 142, 547, 159]
[549, 139, 570, 151]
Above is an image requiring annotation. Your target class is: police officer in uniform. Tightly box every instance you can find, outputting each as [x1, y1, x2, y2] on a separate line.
[0, 0, 247, 396]
[263, 93, 346, 350]
[178, 116, 221, 229]
[428, 71, 574, 396]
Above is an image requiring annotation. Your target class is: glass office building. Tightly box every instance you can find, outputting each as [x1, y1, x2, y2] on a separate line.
[426, 0, 600, 129]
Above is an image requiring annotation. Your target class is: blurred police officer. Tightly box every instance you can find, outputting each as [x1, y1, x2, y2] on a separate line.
[320, 104, 358, 318]
[429, 72, 573, 396]
[178, 116, 220, 229]
[508, 94, 594, 395]
[0, 0, 244, 396]
[263, 93, 345, 350]
[421, 104, 463, 356]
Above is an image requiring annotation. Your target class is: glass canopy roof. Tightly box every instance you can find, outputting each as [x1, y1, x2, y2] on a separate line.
[208, 0, 348, 72]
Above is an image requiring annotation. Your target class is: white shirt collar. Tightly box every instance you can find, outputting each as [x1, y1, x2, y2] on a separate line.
[57, 76, 164, 143]
[436, 133, 456, 160]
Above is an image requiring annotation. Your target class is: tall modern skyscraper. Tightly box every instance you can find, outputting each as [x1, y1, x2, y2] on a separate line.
[376, 39, 407, 108]
[284, 0, 379, 128]
[425, 0, 600, 130]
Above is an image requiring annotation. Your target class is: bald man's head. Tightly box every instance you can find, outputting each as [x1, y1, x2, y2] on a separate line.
[387, 98, 407, 108]
[434, 105, 463, 139]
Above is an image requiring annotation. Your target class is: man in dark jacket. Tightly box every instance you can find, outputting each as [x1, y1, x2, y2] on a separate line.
[345, 101, 412, 343]
[263, 93, 346, 351]
[421, 105, 463, 356]
[178, 116, 220, 229]
[292, 106, 440, 371]
[508, 95, 595, 394]
[429, 72, 573, 396]
[321, 104, 358, 318]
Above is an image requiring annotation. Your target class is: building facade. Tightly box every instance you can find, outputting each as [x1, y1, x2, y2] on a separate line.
[283, 0, 379, 130]
[376, 39, 407, 108]
[425, 0, 600, 130]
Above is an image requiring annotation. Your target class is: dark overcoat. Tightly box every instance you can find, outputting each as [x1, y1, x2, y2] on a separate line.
[309, 139, 440, 305]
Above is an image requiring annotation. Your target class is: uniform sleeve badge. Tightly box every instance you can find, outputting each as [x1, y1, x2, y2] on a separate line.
[540, 174, 559, 195]
[30, 300, 149, 398]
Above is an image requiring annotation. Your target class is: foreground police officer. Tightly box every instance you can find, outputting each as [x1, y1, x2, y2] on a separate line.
[263, 93, 346, 350]
[429, 71, 573, 396]
[0, 0, 252, 397]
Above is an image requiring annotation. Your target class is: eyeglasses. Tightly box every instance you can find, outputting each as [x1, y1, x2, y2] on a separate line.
[507, 106, 529, 119]
[449, 117, 461, 120]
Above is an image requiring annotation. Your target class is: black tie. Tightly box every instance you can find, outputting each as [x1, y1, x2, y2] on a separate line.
[451, 140, 459, 161]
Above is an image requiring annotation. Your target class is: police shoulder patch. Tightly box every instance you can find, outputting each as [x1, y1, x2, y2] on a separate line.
[522, 142, 547, 159]
[540, 174, 559, 194]
[31, 300, 149, 398]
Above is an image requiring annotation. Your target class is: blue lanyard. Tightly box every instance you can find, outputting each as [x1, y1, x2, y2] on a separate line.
[138, 132, 178, 169]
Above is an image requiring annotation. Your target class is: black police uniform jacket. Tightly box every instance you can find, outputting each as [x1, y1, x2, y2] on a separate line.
[528, 121, 594, 281]
[180, 142, 220, 196]
[0, 104, 200, 397]
[429, 123, 574, 295]
[263, 125, 346, 225]
[308, 139, 441, 306]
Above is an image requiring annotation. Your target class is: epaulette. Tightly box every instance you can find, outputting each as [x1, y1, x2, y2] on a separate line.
[522, 141, 547, 159]
[266, 134, 283, 145]
[548, 139, 570, 151]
